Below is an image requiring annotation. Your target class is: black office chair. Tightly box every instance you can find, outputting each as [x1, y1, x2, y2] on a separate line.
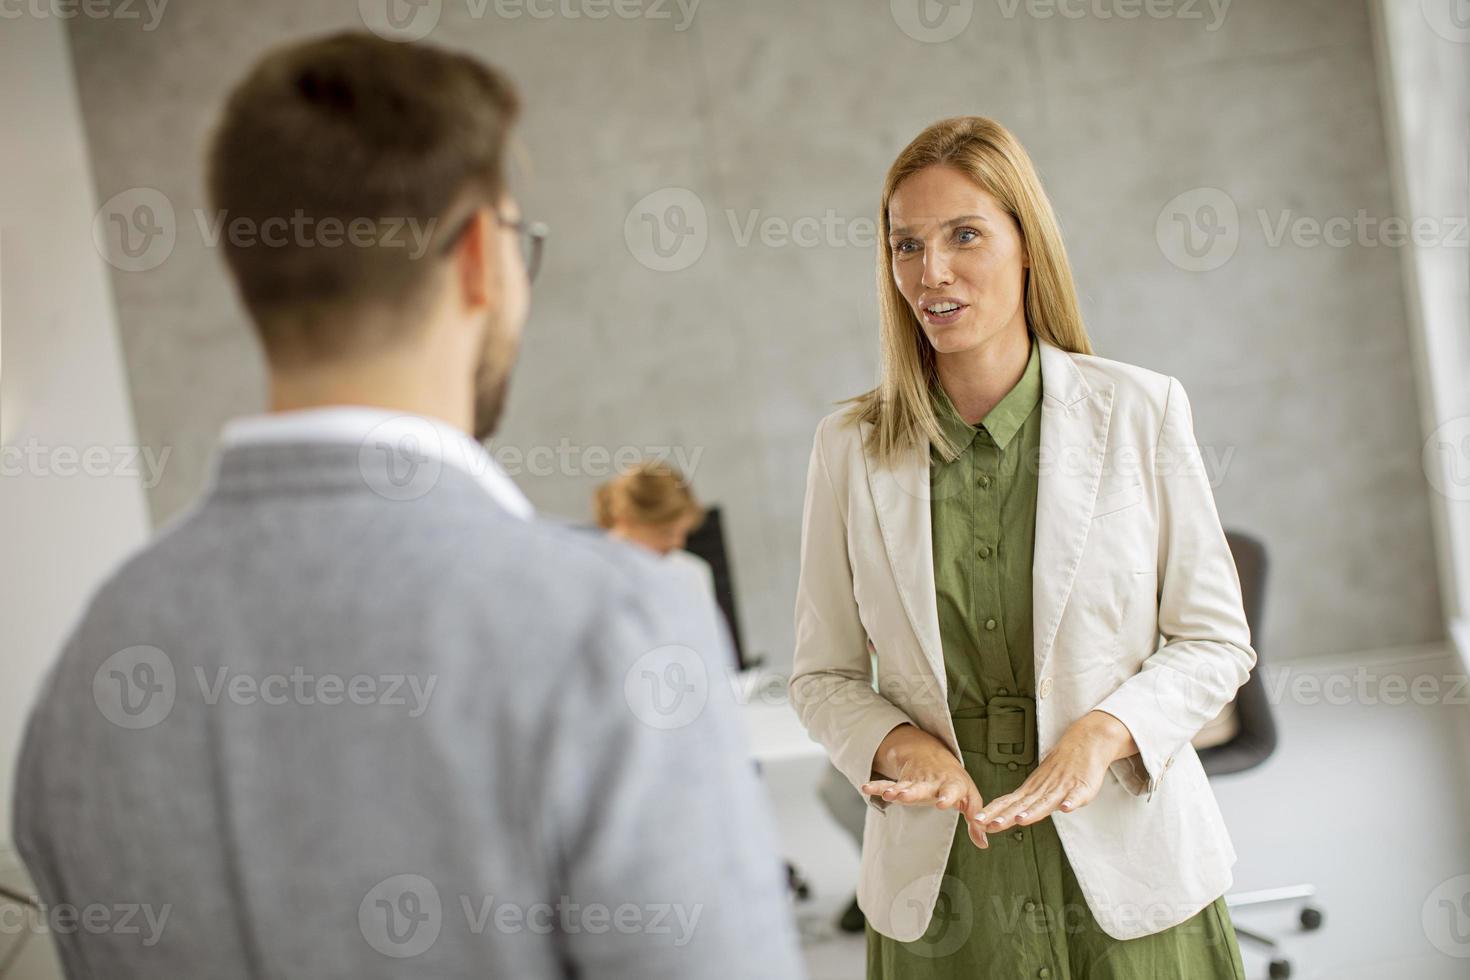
[1204, 530, 1323, 980]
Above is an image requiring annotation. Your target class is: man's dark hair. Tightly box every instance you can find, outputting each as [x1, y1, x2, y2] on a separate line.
[207, 31, 520, 366]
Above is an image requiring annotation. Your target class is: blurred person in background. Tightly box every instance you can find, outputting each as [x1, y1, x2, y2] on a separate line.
[595, 459, 727, 649]
[12, 31, 803, 980]
[790, 116, 1255, 978]
[596, 458, 706, 558]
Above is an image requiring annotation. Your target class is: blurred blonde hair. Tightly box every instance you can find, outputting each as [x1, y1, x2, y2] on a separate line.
[843, 116, 1093, 466]
[594, 460, 706, 530]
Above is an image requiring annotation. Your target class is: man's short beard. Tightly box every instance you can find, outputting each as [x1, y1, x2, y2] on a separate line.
[472, 299, 521, 442]
[473, 359, 511, 443]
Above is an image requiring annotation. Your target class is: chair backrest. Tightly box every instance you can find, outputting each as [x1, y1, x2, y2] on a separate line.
[1195, 529, 1280, 777]
[682, 505, 750, 671]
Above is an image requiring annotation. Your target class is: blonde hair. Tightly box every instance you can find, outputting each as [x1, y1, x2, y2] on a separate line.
[594, 460, 706, 530]
[843, 116, 1093, 466]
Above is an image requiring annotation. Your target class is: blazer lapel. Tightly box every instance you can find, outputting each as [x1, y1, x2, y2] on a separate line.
[862, 423, 947, 689]
[861, 340, 1115, 698]
[1032, 341, 1115, 681]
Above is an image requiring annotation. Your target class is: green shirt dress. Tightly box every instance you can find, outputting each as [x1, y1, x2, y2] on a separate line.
[865, 333, 1248, 979]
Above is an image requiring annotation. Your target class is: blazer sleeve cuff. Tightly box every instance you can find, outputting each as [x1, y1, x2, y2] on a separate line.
[840, 706, 915, 815]
[1091, 696, 1172, 801]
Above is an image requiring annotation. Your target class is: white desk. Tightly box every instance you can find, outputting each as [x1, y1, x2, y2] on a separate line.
[733, 670, 829, 765]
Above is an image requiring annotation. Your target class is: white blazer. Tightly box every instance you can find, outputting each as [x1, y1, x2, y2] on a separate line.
[789, 339, 1256, 942]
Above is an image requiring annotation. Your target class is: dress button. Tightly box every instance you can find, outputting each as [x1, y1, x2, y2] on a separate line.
[984, 618, 997, 631]
[1038, 677, 1053, 698]
[997, 688, 1008, 695]
[1039, 969, 1051, 979]
[1024, 900, 1037, 913]
[1014, 830, 1024, 841]
[979, 474, 992, 488]
[978, 545, 991, 558]
[1007, 761, 1019, 771]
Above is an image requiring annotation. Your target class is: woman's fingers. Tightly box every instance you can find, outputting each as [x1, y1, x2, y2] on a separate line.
[977, 778, 1080, 830]
[933, 776, 972, 810]
[860, 779, 897, 798]
[966, 808, 990, 849]
[863, 772, 995, 848]
[961, 780, 989, 849]
[862, 774, 975, 811]
[977, 776, 1050, 829]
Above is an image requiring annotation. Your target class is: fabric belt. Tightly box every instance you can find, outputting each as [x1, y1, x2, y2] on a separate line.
[951, 694, 1037, 765]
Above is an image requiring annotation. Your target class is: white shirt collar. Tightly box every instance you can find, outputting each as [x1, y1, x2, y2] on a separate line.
[220, 406, 534, 521]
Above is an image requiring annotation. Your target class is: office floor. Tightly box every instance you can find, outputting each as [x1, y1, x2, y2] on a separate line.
[770, 642, 1470, 980]
[3, 644, 1466, 979]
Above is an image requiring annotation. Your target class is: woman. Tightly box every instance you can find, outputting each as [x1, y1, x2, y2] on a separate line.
[595, 459, 707, 555]
[595, 459, 719, 620]
[789, 116, 1255, 978]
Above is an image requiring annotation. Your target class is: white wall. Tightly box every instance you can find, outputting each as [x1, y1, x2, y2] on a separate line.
[66, 0, 1446, 667]
[0, 12, 151, 870]
[1371, 0, 1470, 669]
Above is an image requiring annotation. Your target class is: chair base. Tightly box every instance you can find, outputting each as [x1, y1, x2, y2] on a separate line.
[1226, 884, 1325, 979]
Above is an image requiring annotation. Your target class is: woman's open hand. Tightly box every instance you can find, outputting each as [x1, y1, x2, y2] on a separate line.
[861, 723, 992, 849]
[970, 709, 1136, 834]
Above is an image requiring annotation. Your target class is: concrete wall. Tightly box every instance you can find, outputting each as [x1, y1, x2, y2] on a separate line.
[0, 11, 151, 977]
[64, 0, 1442, 666]
[0, 11, 152, 843]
